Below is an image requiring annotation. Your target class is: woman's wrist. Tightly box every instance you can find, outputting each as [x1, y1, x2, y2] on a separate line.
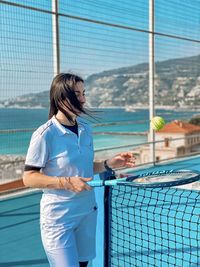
[104, 159, 113, 171]
[57, 177, 64, 189]
[57, 177, 71, 190]
[64, 177, 71, 190]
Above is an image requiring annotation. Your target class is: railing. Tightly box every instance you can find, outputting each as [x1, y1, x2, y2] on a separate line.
[1, 131, 200, 186]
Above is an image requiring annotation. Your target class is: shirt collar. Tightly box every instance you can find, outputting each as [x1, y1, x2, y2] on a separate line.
[52, 115, 85, 136]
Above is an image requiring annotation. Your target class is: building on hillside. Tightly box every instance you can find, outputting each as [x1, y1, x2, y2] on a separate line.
[135, 120, 200, 164]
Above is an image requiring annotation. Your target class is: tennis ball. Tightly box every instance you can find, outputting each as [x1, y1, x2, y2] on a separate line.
[151, 116, 165, 131]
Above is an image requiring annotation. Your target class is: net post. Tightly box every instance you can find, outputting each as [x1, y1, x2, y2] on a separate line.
[100, 170, 115, 267]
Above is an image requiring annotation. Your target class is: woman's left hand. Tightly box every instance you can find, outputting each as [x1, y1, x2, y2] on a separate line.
[107, 152, 136, 169]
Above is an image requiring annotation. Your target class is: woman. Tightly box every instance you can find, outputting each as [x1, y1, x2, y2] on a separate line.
[23, 73, 135, 267]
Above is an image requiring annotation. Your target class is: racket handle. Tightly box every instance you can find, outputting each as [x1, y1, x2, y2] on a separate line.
[88, 179, 120, 187]
[87, 180, 104, 187]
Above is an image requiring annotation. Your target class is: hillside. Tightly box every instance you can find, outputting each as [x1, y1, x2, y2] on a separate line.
[1, 54, 200, 109]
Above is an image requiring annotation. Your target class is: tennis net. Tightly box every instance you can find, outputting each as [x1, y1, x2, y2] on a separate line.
[104, 186, 200, 267]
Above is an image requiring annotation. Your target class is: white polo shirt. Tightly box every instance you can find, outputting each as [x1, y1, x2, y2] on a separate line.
[25, 116, 97, 218]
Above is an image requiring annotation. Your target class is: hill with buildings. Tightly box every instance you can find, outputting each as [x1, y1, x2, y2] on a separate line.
[1, 54, 200, 109]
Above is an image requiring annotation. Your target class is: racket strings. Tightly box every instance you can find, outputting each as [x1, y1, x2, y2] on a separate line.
[128, 171, 198, 185]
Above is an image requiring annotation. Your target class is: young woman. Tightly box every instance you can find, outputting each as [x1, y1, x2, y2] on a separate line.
[23, 73, 135, 267]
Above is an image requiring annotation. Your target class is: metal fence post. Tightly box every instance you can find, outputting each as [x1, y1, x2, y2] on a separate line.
[52, 0, 60, 75]
[149, 0, 155, 165]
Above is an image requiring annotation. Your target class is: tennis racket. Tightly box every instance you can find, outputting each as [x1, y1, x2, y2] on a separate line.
[88, 169, 200, 188]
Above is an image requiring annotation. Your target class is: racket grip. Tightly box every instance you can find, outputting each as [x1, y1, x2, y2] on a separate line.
[87, 180, 104, 187]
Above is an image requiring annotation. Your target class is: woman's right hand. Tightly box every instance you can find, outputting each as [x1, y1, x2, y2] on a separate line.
[59, 176, 92, 193]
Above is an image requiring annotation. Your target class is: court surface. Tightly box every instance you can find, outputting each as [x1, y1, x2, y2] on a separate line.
[1, 155, 200, 267]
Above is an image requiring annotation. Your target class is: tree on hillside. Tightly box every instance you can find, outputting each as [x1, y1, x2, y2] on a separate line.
[189, 115, 200, 126]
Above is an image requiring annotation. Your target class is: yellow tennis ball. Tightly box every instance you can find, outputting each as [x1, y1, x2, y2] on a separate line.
[151, 116, 165, 131]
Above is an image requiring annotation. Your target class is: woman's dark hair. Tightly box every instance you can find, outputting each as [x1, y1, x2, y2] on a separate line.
[49, 73, 87, 121]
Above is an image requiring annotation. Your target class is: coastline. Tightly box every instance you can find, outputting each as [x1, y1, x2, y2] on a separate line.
[1, 106, 200, 186]
[1, 105, 200, 112]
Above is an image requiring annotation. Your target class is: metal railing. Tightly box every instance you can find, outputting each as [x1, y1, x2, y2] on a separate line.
[1, 132, 200, 183]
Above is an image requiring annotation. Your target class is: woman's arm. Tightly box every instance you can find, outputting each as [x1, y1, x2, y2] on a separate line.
[23, 171, 61, 189]
[23, 171, 92, 192]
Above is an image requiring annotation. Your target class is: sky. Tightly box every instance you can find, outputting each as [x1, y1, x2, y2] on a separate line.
[0, 0, 200, 100]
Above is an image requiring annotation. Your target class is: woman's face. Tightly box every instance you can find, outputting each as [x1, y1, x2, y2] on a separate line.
[61, 81, 86, 117]
[74, 81, 86, 107]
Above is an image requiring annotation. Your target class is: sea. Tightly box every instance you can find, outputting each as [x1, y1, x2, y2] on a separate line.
[0, 107, 200, 155]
